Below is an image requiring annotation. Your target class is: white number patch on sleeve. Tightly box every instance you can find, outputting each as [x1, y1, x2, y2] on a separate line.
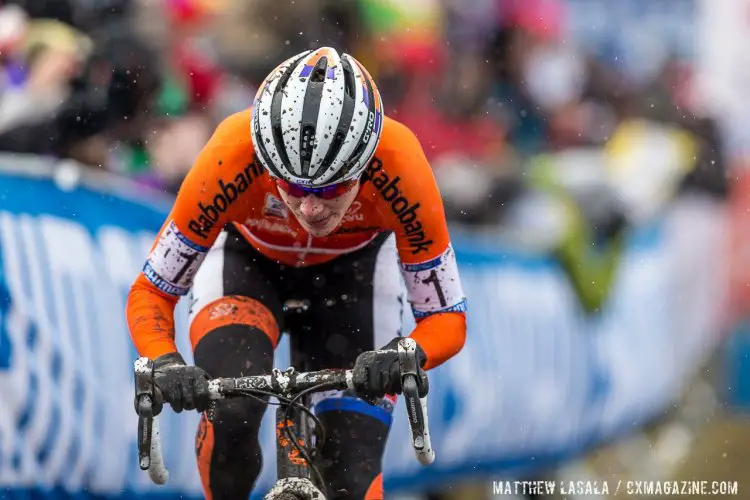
[143, 220, 209, 296]
[401, 244, 467, 319]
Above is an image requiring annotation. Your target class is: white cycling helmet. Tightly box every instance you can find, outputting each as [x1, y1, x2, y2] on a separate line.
[251, 47, 384, 187]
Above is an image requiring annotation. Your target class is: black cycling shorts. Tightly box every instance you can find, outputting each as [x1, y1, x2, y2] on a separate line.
[187, 224, 405, 498]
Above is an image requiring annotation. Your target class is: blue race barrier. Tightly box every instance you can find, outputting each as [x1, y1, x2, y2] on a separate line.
[0, 160, 726, 498]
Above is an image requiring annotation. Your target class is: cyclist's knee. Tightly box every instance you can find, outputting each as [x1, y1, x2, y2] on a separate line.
[312, 393, 392, 498]
[191, 295, 279, 377]
[312, 391, 396, 430]
[190, 295, 277, 436]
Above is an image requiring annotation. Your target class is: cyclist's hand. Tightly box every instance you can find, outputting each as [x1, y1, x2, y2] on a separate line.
[352, 337, 426, 399]
[152, 352, 211, 415]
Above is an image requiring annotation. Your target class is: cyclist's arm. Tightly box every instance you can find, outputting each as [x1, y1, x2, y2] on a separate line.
[373, 119, 467, 370]
[127, 109, 257, 360]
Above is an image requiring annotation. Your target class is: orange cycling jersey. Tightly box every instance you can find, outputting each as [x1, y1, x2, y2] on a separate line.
[127, 109, 467, 369]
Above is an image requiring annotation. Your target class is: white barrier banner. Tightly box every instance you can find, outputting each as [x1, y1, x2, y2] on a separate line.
[0, 160, 726, 498]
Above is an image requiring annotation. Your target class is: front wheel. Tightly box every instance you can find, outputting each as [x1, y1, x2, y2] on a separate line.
[274, 493, 300, 500]
[264, 478, 327, 500]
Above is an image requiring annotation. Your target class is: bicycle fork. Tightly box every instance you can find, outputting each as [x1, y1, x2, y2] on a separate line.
[275, 401, 313, 481]
[265, 395, 327, 500]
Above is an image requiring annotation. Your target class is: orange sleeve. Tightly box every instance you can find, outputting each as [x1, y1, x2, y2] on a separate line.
[366, 117, 468, 369]
[127, 274, 181, 360]
[410, 313, 467, 370]
[126, 109, 261, 359]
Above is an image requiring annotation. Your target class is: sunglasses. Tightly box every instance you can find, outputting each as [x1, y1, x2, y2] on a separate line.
[275, 178, 358, 200]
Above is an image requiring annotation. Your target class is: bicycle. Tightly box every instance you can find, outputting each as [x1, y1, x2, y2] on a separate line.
[133, 337, 434, 500]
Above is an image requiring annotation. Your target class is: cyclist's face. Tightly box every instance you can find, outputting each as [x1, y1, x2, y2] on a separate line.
[277, 182, 360, 237]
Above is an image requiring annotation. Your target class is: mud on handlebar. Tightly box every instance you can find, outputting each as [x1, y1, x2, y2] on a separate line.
[133, 337, 435, 485]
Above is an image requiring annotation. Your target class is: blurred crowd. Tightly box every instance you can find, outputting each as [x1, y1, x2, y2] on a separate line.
[0, 3, 738, 498]
[0, 0, 729, 250]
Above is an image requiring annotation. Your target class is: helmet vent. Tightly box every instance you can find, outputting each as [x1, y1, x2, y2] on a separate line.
[269, 54, 307, 174]
[300, 124, 316, 172]
[311, 56, 328, 83]
[320, 131, 346, 172]
[342, 58, 356, 99]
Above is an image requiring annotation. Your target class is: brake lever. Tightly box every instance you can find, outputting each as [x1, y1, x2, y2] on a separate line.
[134, 357, 170, 484]
[134, 357, 161, 471]
[397, 338, 435, 465]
